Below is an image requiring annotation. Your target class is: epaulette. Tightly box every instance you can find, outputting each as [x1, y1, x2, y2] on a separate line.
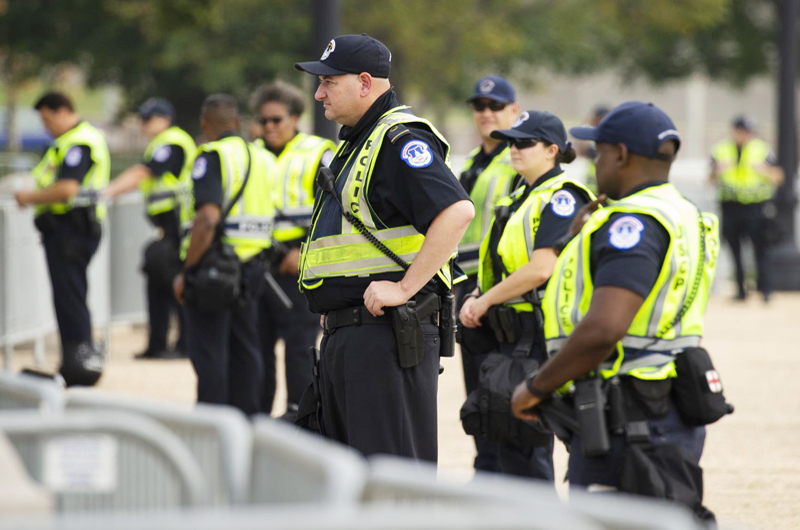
[387, 124, 411, 144]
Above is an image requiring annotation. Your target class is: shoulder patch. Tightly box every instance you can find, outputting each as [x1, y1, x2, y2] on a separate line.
[191, 156, 208, 179]
[608, 215, 644, 250]
[320, 149, 334, 168]
[387, 124, 411, 144]
[400, 139, 433, 168]
[64, 146, 83, 167]
[550, 189, 577, 218]
[152, 145, 171, 163]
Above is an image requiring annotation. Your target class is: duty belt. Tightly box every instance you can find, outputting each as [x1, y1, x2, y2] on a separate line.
[323, 304, 438, 335]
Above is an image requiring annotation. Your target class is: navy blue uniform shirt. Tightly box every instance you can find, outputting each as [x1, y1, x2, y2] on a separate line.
[143, 143, 187, 179]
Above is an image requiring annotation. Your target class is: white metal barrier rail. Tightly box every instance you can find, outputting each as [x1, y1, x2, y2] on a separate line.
[0, 410, 208, 512]
[66, 390, 252, 506]
[0, 372, 64, 413]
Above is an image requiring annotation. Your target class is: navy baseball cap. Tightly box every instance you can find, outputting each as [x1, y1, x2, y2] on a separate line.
[467, 76, 515, 104]
[295, 33, 391, 78]
[491, 110, 569, 152]
[570, 101, 681, 159]
[137, 98, 174, 120]
[732, 114, 756, 131]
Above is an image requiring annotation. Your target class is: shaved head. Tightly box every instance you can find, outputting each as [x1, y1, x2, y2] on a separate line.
[200, 94, 240, 140]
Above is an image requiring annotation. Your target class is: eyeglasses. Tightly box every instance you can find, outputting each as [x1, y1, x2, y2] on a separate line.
[258, 116, 285, 126]
[471, 100, 508, 112]
[508, 138, 541, 150]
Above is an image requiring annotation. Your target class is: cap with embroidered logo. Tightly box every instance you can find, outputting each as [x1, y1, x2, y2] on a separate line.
[295, 33, 391, 78]
[467, 75, 515, 104]
[137, 98, 175, 120]
[570, 101, 681, 159]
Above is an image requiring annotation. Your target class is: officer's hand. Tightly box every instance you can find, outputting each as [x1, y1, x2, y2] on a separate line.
[173, 273, 186, 305]
[14, 191, 30, 208]
[569, 194, 607, 236]
[364, 281, 410, 317]
[511, 381, 542, 421]
[459, 297, 485, 328]
[278, 248, 301, 275]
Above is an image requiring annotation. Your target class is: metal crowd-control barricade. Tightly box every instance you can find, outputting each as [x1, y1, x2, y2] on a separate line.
[0, 410, 208, 513]
[0, 504, 611, 530]
[0, 372, 63, 413]
[365, 456, 703, 530]
[250, 415, 368, 505]
[66, 390, 251, 505]
[107, 194, 151, 324]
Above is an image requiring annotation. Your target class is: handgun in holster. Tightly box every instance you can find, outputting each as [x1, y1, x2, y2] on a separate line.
[391, 292, 441, 369]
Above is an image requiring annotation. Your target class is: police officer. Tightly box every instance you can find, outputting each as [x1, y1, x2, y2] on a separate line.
[295, 34, 474, 460]
[511, 102, 719, 517]
[250, 81, 336, 417]
[460, 111, 594, 479]
[457, 75, 520, 472]
[710, 115, 783, 301]
[15, 92, 109, 386]
[102, 98, 196, 360]
[173, 94, 276, 415]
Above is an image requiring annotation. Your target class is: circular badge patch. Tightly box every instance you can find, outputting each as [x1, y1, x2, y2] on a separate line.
[479, 79, 496, 94]
[153, 145, 171, 163]
[608, 216, 644, 250]
[550, 190, 576, 218]
[191, 157, 208, 179]
[401, 140, 433, 168]
[64, 146, 83, 167]
[512, 111, 530, 128]
[321, 39, 335, 61]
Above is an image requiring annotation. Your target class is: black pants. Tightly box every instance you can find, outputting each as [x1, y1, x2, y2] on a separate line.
[42, 218, 100, 350]
[318, 320, 440, 461]
[259, 272, 319, 413]
[146, 278, 186, 352]
[457, 278, 500, 472]
[184, 261, 264, 415]
[146, 211, 185, 352]
[721, 201, 771, 296]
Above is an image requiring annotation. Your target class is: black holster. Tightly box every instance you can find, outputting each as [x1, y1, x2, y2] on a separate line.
[34, 212, 58, 235]
[183, 241, 242, 313]
[296, 347, 324, 435]
[391, 292, 441, 369]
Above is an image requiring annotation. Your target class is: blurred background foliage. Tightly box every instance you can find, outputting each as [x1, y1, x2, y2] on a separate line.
[0, 0, 783, 131]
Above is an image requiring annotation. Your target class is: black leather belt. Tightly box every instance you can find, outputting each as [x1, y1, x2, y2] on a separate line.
[322, 305, 438, 335]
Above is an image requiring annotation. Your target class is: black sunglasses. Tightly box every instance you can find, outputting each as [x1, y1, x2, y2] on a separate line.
[508, 138, 541, 150]
[471, 100, 508, 112]
[258, 116, 285, 126]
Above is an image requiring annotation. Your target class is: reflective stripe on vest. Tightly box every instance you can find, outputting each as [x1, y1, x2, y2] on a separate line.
[543, 182, 720, 380]
[299, 107, 454, 290]
[478, 173, 594, 313]
[457, 146, 517, 275]
[194, 137, 277, 262]
[712, 138, 775, 204]
[140, 126, 197, 217]
[261, 133, 337, 243]
[32, 121, 110, 219]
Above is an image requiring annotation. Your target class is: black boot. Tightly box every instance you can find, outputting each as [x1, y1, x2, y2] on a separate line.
[59, 342, 105, 387]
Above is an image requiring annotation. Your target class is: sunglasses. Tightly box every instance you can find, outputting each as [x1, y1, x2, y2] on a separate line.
[508, 138, 541, 150]
[471, 100, 508, 112]
[258, 116, 285, 126]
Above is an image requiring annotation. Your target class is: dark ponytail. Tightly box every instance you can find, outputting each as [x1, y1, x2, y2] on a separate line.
[558, 145, 577, 164]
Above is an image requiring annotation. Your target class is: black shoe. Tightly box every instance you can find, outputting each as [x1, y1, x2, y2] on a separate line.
[134, 349, 183, 360]
[762, 291, 772, 303]
[734, 292, 746, 301]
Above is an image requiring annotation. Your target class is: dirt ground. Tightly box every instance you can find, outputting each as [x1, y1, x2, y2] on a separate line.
[9, 291, 800, 529]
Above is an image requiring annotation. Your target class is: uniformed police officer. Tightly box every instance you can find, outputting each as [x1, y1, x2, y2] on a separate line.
[295, 34, 474, 460]
[460, 111, 594, 479]
[457, 75, 520, 472]
[511, 102, 719, 517]
[173, 94, 276, 415]
[710, 115, 783, 301]
[15, 92, 109, 386]
[102, 98, 196, 360]
[250, 81, 336, 417]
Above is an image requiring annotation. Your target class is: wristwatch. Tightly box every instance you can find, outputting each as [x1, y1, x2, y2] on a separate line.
[525, 369, 550, 400]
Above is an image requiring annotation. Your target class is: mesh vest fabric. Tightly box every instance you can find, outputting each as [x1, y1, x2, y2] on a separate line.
[712, 138, 775, 204]
[140, 126, 197, 218]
